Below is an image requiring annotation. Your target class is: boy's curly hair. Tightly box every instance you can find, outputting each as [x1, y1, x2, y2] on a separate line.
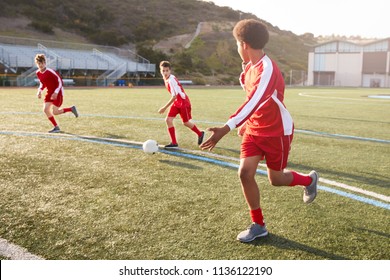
[233, 19, 269, 50]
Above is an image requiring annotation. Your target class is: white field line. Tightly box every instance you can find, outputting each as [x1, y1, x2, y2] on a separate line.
[298, 92, 377, 101]
[319, 178, 390, 202]
[176, 147, 390, 203]
[2, 131, 389, 203]
[0, 238, 44, 260]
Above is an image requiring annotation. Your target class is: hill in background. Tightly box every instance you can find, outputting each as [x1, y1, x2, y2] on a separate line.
[0, 0, 319, 84]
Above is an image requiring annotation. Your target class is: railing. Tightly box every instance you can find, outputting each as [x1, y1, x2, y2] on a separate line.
[0, 36, 156, 86]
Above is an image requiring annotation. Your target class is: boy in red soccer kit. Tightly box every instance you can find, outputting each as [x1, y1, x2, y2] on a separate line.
[158, 61, 204, 148]
[200, 20, 318, 242]
[35, 54, 78, 133]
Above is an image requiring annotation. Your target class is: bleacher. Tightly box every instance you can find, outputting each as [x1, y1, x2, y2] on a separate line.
[0, 39, 155, 86]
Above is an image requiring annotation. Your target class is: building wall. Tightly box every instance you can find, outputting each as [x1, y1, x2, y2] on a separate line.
[307, 39, 390, 87]
[335, 53, 362, 86]
[308, 52, 362, 86]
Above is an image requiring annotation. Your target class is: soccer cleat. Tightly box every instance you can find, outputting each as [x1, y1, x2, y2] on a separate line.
[198, 131, 205, 145]
[237, 223, 268, 243]
[164, 143, 179, 148]
[303, 170, 318, 203]
[48, 126, 60, 133]
[71, 106, 79, 118]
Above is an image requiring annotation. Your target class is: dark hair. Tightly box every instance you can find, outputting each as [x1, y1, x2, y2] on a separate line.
[233, 19, 269, 50]
[159, 60, 171, 69]
[35, 53, 46, 63]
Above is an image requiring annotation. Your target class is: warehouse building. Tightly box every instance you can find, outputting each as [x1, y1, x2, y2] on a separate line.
[307, 38, 390, 87]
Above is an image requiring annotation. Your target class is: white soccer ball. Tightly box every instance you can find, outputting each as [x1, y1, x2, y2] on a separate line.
[142, 139, 159, 154]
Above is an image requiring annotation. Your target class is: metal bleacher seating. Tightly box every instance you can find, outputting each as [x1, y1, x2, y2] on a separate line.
[0, 37, 155, 86]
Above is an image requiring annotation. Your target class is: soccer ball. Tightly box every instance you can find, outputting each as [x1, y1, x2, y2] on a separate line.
[142, 139, 159, 154]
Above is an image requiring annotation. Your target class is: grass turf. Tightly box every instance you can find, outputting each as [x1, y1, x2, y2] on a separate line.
[0, 86, 389, 260]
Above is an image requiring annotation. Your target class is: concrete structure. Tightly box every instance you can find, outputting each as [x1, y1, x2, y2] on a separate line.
[0, 36, 155, 86]
[307, 38, 390, 87]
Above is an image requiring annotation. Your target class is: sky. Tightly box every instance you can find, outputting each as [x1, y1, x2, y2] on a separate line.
[204, 0, 389, 38]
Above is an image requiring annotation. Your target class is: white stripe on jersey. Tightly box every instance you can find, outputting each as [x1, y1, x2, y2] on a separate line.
[226, 56, 273, 130]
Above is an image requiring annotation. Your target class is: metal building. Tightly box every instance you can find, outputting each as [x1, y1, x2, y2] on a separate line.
[307, 38, 390, 87]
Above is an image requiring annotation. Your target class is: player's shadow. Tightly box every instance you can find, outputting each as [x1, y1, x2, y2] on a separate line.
[247, 233, 349, 260]
[159, 159, 203, 170]
[355, 227, 390, 238]
[59, 132, 135, 145]
[212, 147, 240, 156]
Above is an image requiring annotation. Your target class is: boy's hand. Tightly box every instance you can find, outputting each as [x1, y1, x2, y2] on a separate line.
[37, 91, 42, 99]
[199, 125, 230, 151]
[158, 107, 166, 114]
[51, 92, 58, 100]
[237, 123, 246, 137]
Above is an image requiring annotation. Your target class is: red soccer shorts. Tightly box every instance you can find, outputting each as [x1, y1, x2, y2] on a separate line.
[168, 104, 192, 123]
[44, 92, 63, 107]
[240, 133, 294, 171]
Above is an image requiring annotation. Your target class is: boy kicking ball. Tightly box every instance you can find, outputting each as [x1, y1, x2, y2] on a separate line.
[158, 61, 204, 148]
[35, 54, 78, 133]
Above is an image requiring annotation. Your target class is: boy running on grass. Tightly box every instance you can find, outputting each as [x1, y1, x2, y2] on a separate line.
[35, 54, 78, 133]
[158, 61, 204, 148]
[200, 19, 318, 243]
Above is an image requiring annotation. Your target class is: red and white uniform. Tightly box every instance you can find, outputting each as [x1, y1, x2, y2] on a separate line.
[164, 74, 191, 108]
[226, 55, 293, 137]
[36, 68, 64, 106]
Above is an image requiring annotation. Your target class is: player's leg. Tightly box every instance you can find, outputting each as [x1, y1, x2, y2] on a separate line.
[265, 135, 318, 203]
[51, 93, 78, 117]
[58, 106, 78, 117]
[43, 102, 60, 133]
[52, 105, 62, 115]
[237, 156, 268, 242]
[236, 134, 268, 242]
[164, 110, 178, 147]
[268, 168, 318, 203]
[181, 106, 205, 145]
[238, 155, 263, 212]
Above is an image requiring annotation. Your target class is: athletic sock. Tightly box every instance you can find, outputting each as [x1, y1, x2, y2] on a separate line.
[63, 107, 72, 113]
[250, 208, 265, 226]
[48, 116, 58, 127]
[289, 171, 312, 187]
[168, 127, 177, 144]
[191, 125, 202, 136]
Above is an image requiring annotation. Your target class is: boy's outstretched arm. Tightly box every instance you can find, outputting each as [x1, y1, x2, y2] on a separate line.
[199, 125, 230, 151]
[158, 95, 176, 114]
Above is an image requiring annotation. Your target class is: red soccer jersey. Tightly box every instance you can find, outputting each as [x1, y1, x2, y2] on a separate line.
[226, 55, 293, 137]
[36, 68, 63, 97]
[164, 74, 191, 108]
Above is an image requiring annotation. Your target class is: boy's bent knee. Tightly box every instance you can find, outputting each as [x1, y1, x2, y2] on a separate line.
[268, 176, 285, 186]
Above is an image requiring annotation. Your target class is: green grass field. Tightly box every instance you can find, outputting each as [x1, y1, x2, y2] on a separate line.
[0, 86, 389, 260]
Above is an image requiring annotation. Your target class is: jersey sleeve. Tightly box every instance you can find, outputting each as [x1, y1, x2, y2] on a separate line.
[38, 81, 44, 92]
[49, 69, 63, 94]
[167, 77, 181, 97]
[36, 72, 45, 92]
[225, 60, 275, 130]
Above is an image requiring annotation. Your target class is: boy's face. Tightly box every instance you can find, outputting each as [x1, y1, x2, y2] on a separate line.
[160, 66, 171, 80]
[35, 60, 46, 72]
[236, 40, 249, 63]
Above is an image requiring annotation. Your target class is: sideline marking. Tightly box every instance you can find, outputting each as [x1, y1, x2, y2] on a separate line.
[0, 238, 43, 260]
[1, 130, 389, 209]
[1, 111, 389, 144]
[298, 92, 390, 102]
[368, 95, 390, 99]
[295, 129, 390, 144]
